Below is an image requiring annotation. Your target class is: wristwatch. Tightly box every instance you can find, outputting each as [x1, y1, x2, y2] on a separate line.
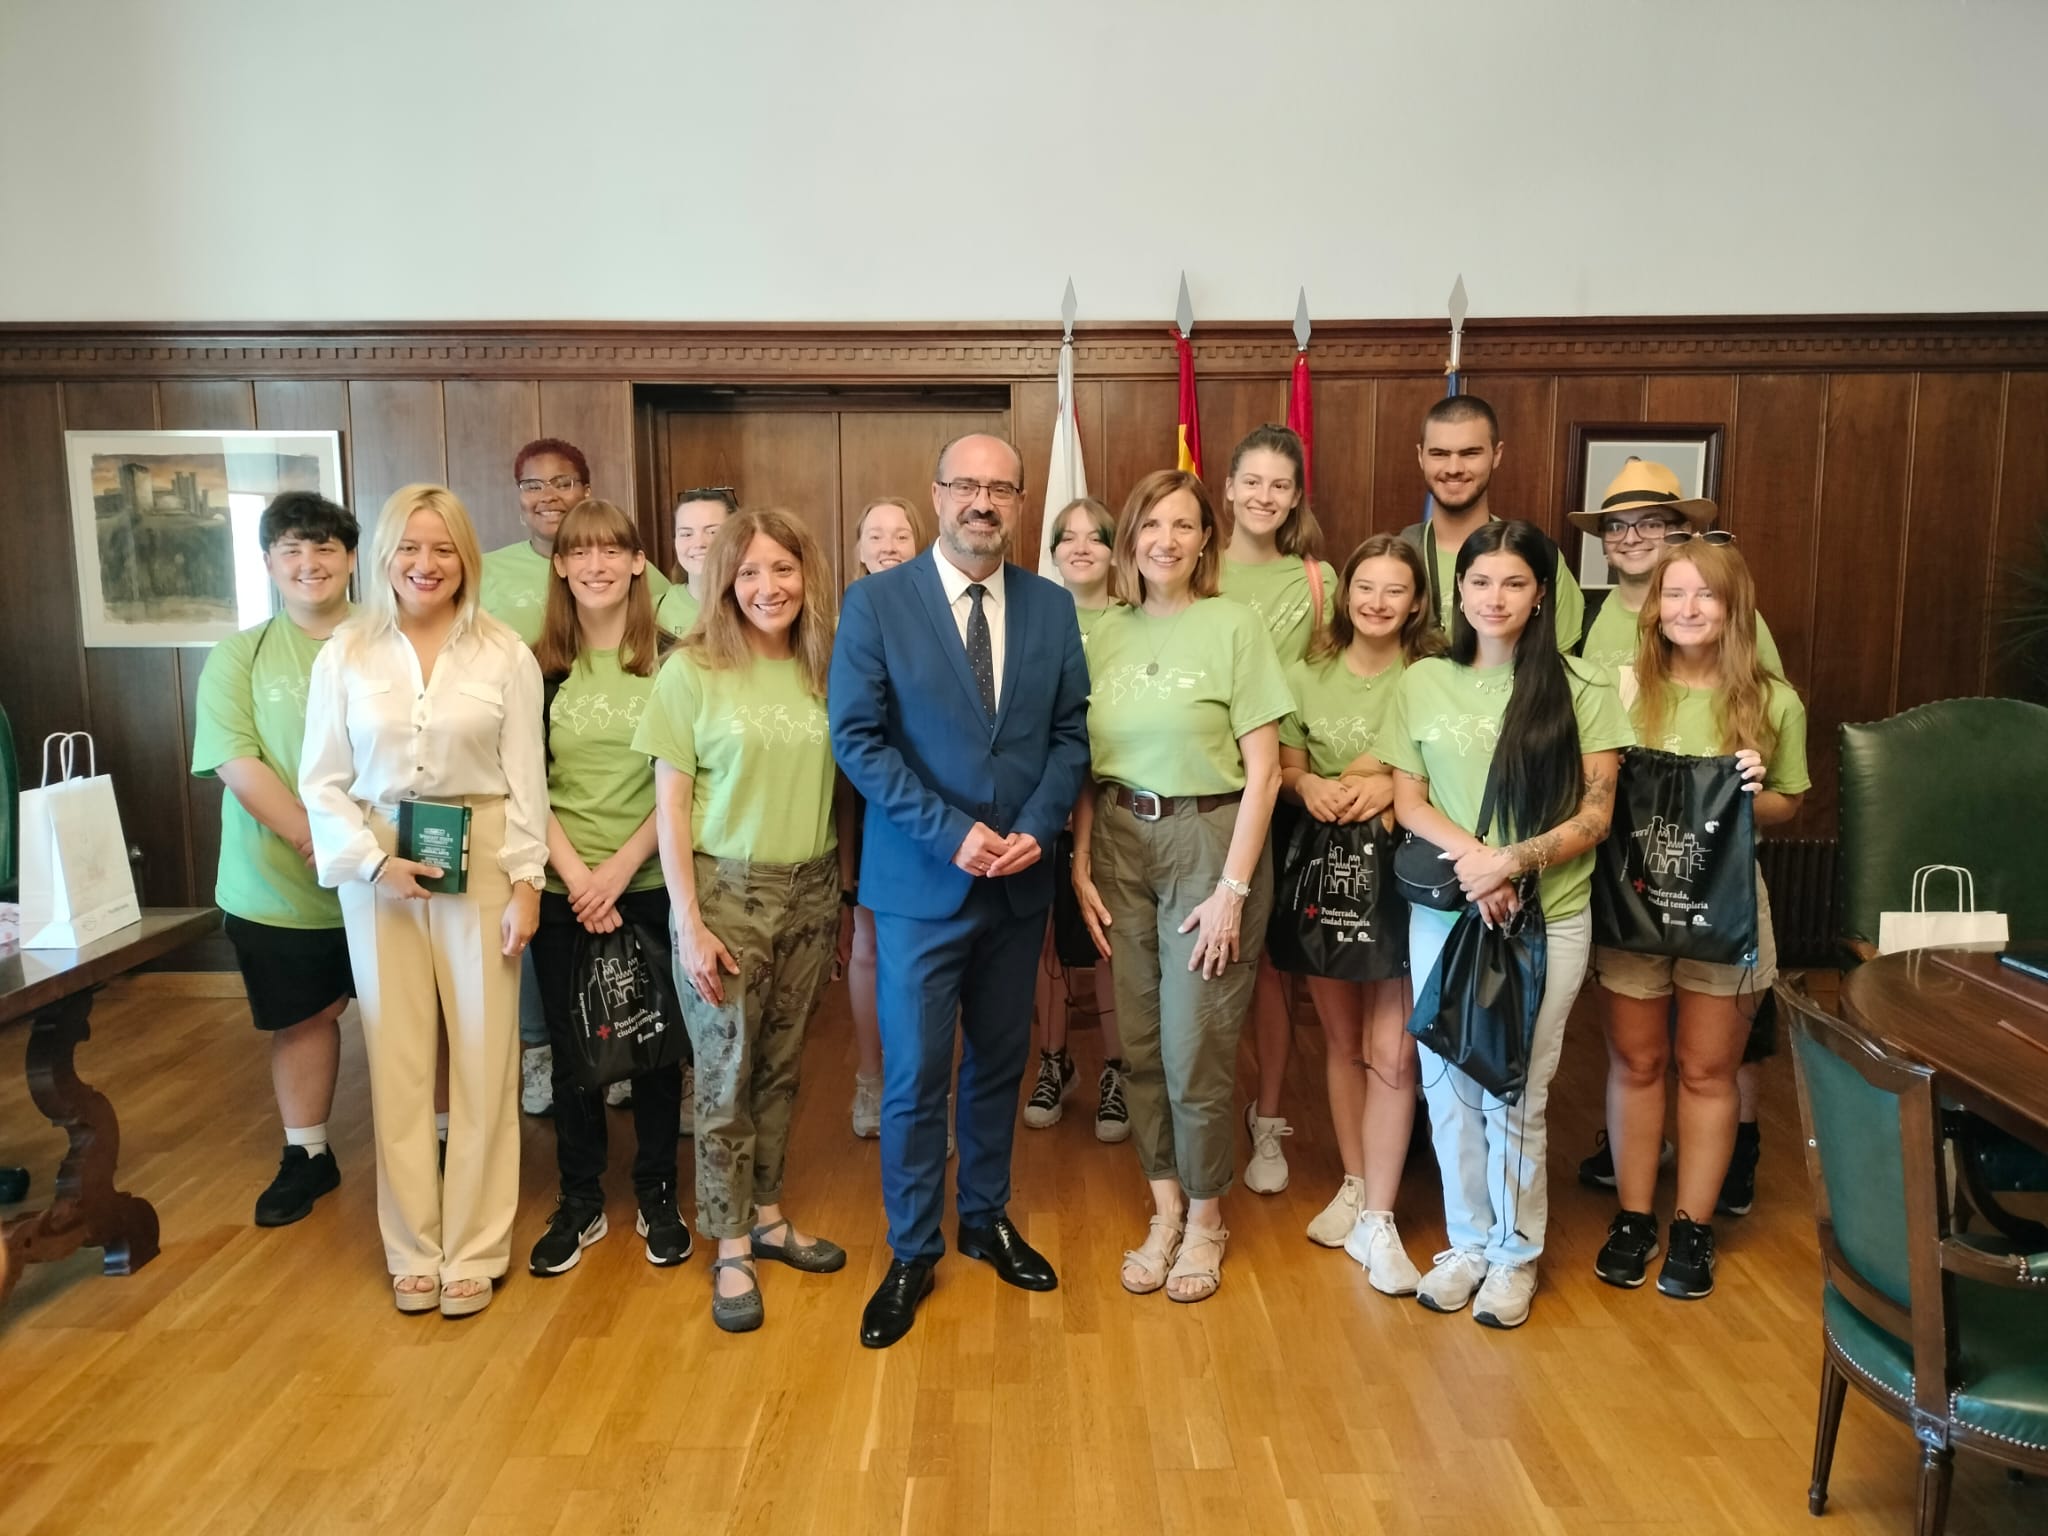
[1217, 874, 1252, 899]
[840, 888, 859, 909]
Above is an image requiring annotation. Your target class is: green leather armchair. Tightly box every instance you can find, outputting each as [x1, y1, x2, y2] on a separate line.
[1781, 977, 2048, 1533]
[1838, 697, 2048, 961]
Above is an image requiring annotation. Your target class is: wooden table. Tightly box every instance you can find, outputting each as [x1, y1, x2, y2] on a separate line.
[1838, 945, 2048, 1155]
[1, 907, 220, 1304]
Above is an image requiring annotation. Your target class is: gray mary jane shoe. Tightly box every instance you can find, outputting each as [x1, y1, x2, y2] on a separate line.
[750, 1218, 847, 1274]
[710, 1255, 764, 1333]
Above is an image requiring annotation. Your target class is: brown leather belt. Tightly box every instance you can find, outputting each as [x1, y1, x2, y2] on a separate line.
[1105, 784, 1241, 822]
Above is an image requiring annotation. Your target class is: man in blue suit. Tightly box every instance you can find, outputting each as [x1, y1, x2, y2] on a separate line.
[830, 433, 1093, 1348]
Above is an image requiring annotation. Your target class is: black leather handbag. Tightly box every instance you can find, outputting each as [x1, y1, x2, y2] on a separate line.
[1406, 874, 1548, 1105]
[1392, 764, 1502, 912]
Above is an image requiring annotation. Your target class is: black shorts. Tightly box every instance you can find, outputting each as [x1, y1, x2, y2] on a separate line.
[223, 913, 355, 1032]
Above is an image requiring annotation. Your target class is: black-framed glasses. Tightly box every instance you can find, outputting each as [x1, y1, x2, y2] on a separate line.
[1662, 530, 1736, 547]
[1599, 514, 1682, 542]
[517, 475, 583, 494]
[937, 477, 1023, 507]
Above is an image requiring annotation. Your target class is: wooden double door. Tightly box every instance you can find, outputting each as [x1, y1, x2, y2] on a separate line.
[641, 388, 1010, 587]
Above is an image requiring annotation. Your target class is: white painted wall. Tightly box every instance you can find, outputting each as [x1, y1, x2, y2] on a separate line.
[2, 0, 2042, 323]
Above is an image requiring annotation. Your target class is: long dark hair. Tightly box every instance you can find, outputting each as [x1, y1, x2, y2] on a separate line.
[1449, 520, 1580, 842]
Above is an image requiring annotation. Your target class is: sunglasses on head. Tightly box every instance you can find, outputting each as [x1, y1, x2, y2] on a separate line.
[1662, 530, 1736, 547]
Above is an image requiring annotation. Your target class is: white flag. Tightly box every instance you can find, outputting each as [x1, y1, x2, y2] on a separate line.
[1039, 334, 1088, 578]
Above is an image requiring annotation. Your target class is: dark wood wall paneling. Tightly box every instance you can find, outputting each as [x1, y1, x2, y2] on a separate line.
[1, 317, 2045, 906]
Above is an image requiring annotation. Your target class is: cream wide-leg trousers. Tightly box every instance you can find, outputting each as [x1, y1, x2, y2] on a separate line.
[338, 798, 520, 1284]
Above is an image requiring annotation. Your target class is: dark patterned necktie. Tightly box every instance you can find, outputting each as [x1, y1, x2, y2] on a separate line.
[966, 583, 995, 715]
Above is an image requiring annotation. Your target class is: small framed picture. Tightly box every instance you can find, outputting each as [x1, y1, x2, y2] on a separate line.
[65, 429, 347, 647]
[1563, 423, 1725, 589]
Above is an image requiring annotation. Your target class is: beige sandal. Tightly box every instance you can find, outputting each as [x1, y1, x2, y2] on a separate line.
[393, 1275, 439, 1314]
[1167, 1224, 1229, 1304]
[1120, 1213, 1185, 1295]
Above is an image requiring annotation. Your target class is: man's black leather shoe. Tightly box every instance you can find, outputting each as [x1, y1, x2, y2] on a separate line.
[957, 1216, 1058, 1292]
[860, 1258, 935, 1348]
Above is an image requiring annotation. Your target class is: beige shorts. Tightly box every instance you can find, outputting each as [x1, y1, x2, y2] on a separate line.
[1593, 870, 1777, 1003]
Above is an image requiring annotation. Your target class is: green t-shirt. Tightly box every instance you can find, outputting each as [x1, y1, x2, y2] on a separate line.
[1085, 599, 1295, 796]
[1629, 678, 1812, 795]
[1422, 525, 1585, 654]
[1279, 654, 1407, 779]
[654, 582, 700, 637]
[546, 649, 665, 896]
[1379, 655, 1633, 919]
[631, 651, 837, 863]
[479, 540, 671, 647]
[1580, 591, 1784, 682]
[190, 614, 345, 929]
[1219, 555, 1338, 665]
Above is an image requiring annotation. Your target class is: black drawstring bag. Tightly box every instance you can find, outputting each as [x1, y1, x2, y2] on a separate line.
[1268, 808, 1407, 981]
[1407, 875, 1548, 1105]
[567, 911, 688, 1092]
[1051, 830, 1102, 970]
[1593, 748, 1758, 964]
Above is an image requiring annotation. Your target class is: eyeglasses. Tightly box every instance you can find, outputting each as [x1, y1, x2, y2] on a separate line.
[517, 475, 583, 494]
[1662, 530, 1736, 547]
[937, 477, 1023, 507]
[1599, 515, 1681, 542]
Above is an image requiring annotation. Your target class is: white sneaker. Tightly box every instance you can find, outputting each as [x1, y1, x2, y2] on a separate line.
[1242, 1105, 1293, 1194]
[604, 1078, 633, 1109]
[520, 1045, 553, 1116]
[678, 1066, 695, 1139]
[850, 1072, 881, 1139]
[1344, 1211, 1423, 1296]
[1473, 1261, 1538, 1329]
[1306, 1176, 1365, 1247]
[1415, 1247, 1490, 1313]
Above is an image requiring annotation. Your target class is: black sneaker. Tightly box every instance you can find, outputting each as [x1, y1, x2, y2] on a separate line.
[0, 1165, 29, 1204]
[635, 1187, 693, 1268]
[529, 1201, 608, 1276]
[253, 1145, 340, 1227]
[1095, 1059, 1131, 1144]
[1577, 1130, 1677, 1189]
[1658, 1214, 1717, 1299]
[1593, 1209, 1661, 1288]
[1022, 1049, 1075, 1129]
[1716, 1123, 1760, 1217]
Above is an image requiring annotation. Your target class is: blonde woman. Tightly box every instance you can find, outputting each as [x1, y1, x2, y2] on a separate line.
[845, 494, 933, 1139]
[302, 485, 548, 1319]
[634, 508, 851, 1332]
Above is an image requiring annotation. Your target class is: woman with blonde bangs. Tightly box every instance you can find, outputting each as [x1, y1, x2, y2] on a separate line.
[845, 493, 935, 1138]
[1025, 495, 1130, 1140]
[1275, 534, 1442, 1279]
[1217, 424, 1339, 1198]
[1590, 535, 1807, 1303]
[1071, 470, 1293, 1304]
[633, 508, 854, 1332]
[524, 500, 690, 1279]
[302, 484, 548, 1319]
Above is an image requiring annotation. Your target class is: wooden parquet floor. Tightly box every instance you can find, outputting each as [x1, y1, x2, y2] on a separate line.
[2, 971, 2042, 1536]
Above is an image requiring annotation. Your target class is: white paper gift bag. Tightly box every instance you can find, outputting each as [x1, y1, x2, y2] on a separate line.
[17, 732, 141, 949]
[1877, 864, 2009, 955]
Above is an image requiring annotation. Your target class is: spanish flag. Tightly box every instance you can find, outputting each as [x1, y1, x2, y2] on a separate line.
[1174, 328, 1203, 477]
[1287, 349, 1314, 499]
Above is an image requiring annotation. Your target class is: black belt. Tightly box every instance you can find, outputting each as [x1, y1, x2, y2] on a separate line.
[1106, 784, 1241, 822]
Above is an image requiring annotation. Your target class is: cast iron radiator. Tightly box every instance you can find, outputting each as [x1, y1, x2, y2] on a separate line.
[1757, 838, 1838, 968]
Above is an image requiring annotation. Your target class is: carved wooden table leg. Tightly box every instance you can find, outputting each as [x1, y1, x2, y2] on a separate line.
[0, 987, 159, 1302]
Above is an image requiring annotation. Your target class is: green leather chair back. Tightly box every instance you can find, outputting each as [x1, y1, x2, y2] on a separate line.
[0, 695, 18, 902]
[1790, 1017, 1913, 1309]
[1838, 698, 2048, 955]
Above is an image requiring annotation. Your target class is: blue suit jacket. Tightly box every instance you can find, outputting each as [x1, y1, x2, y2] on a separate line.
[830, 549, 1092, 921]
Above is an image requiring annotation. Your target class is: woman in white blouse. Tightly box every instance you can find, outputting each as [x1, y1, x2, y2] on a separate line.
[301, 483, 548, 1318]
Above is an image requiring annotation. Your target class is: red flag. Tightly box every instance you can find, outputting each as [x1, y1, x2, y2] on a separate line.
[1287, 349, 1314, 499]
[1174, 329, 1203, 477]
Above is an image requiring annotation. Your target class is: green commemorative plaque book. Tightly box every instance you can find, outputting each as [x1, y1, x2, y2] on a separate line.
[397, 799, 472, 895]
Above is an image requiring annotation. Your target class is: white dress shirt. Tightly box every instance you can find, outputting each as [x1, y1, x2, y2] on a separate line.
[931, 548, 1007, 710]
[300, 618, 549, 887]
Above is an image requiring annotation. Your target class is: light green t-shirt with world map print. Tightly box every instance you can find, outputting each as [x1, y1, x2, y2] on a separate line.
[1219, 555, 1339, 666]
[1085, 599, 1295, 798]
[1279, 654, 1407, 780]
[480, 540, 671, 647]
[545, 648, 666, 896]
[1377, 655, 1633, 920]
[190, 613, 346, 929]
[1629, 678, 1812, 797]
[631, 651, 837, 864]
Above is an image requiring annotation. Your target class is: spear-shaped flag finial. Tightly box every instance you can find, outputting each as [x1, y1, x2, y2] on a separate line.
[1293, 287, 1311, 353]
[1447, 274, 1469, 373]
[1175, 272, 1194, 339]
[1061, 277, 1077, 342]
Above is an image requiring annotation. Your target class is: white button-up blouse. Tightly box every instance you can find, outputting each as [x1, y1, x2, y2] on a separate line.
[300, 618, 549, 888]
